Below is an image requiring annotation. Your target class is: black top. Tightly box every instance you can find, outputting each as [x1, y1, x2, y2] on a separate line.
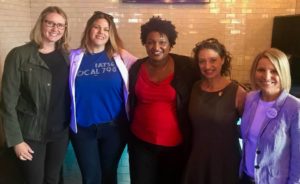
[184, 81, 241, 184]
[39, 50, 70, 141]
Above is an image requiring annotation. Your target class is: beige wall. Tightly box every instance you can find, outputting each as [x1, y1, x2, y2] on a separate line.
[0, 0, 31, 146]
[0, 0, 298, 83]
[297, 0, 300, 12]
[0, 0, 31, 82]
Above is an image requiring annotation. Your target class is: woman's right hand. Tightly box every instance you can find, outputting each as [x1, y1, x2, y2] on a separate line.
[14, 142, 34, 161]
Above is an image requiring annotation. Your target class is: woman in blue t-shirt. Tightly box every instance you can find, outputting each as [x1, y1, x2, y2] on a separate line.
[69, 11, 136, 184]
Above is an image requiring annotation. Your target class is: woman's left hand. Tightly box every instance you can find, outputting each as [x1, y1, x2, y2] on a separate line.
[14, 141, 34, 161]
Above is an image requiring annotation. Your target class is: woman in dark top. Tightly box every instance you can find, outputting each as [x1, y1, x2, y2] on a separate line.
[183, 38, 246, 184]
[0, 6, 70, 184]
[128, 16, 197, 184]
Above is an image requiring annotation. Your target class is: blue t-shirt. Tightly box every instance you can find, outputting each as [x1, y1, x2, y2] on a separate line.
[75, 51, 125, 126]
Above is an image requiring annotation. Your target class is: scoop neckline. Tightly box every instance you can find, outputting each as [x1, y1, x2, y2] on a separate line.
[199, 81, 233, 94]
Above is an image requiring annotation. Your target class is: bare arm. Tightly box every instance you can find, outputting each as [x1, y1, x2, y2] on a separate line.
[235, 85, 247, 116]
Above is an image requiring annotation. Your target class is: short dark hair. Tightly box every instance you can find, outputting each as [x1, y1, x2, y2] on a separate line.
[193, 38, 232, 76]
[140, 16, 177, 48]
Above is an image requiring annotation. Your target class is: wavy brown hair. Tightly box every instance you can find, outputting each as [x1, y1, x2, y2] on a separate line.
[193, 38, 232, 77]
[80, 11, 124, 58]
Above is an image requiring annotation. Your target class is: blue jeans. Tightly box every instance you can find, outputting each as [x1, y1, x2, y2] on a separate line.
[71, 120, 127, 184]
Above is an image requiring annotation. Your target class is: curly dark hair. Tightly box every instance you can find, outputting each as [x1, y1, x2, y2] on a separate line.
[140, 16, 177, 48]
[192, 38, 232, 77]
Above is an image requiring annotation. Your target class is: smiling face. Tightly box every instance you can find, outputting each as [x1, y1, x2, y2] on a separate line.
[198, 48, 224, 79]
[41, 12, 66, 45]
[88, 18, 110, 52]
[145, 31, 171, 63]
[255, 57, 281, 100]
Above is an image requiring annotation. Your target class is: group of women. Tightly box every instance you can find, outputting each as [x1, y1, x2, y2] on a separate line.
[0, 5, 299, 184]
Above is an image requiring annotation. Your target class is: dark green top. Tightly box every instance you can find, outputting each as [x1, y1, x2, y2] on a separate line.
[0, 42, 69, 147]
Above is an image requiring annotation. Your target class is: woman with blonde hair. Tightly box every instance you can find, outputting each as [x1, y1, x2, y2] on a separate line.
[240, 48, 300, 184]
[1, 6, 70, 184]
[69, 11, 136, 184]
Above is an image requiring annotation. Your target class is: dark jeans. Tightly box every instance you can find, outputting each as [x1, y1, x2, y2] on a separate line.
[71, 121, 127, 184]
[239, 172, 256, 184]
[128, 134, 184, 184]
[19, 134, 69, 184]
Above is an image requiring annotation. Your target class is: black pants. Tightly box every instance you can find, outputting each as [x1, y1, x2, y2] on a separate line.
[19, 134, 69, 184]
[128, 134, 184, 184]
[239, 172, 256, 184]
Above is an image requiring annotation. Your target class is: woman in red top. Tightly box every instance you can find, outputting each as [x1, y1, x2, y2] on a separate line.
[128, 16, 197, 184]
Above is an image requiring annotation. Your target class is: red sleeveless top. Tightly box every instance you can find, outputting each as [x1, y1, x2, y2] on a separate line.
[131, 64, 182, 146]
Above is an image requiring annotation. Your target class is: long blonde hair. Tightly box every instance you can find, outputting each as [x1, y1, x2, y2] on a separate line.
[30, 6, 70, 52]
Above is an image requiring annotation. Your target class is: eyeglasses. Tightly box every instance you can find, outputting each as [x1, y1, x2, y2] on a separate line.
[93, 11, 114, 20]
[44, 20, 67, 30]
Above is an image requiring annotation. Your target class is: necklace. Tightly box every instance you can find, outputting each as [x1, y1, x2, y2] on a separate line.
[200, 78, 230, 97]
[218, 91, 223, 96]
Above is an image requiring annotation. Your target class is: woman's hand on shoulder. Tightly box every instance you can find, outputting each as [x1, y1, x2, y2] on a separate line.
[14, 142, 34, 161]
